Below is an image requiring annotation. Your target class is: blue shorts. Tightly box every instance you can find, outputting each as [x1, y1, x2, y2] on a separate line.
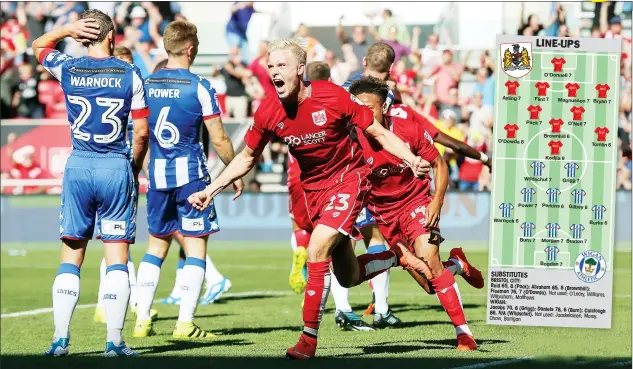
[354, 207, 376, 229]
[147, 178, 220, 237]
[60, 150, 137, 243]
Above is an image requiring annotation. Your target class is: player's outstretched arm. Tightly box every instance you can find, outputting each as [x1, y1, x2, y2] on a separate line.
[364, 120, 431, 177]
[32, 18, 100, 61]
[205, 116, 245, 198]
[189, 145, 261, 210]
[434, 131, 492, 170]
[426, 154, 449, 228]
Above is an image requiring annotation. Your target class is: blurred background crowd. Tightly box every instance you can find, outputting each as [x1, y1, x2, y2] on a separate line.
[0, 1, 631, 194]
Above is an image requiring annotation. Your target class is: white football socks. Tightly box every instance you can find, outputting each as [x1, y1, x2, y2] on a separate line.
[205, 254, 224, 285]
[103, 265, 130, 345]
[290, 232, 297, 252]
[135, 254, 163, 321]
[371, 270, 390, 315]
[52, 264, 80, 340]
[329, 272, 352, 312]
[97, 258, 106, 308]
[127, 259, 137, 309]
[178, 257, 206, 323]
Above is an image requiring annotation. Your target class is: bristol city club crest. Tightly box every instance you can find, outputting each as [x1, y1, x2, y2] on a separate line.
[501, 42, 532, 78]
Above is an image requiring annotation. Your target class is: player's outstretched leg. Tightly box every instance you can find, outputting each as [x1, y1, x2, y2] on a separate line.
[200, 253, 232, 305]
[289, 228, 309, 294]
[45, 240, 86, 357]
[172, 235, 217, 339]
[162, 247, 186, 305]
[103, 242, 138, 357]
[133, 235, 171, 337]
[410, 235, 477, 351]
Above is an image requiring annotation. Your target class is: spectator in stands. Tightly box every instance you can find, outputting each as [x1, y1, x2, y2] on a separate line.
[248, 40, 275, 99]
[518, 5, 544, 36]
[368, 22, 419, 64]
[226, 2, 255, 62]
[324, 44, 358, 86]
[434, 109, 464, 186]
[464, 91, 493, 137]
[472, 67, 494, 109]
[335, 16, 369, 75]
[221, 46, 250, 120]
[458, 130, 487, 191]
[544, 3, 567, 37]
[6, 133, 48, 195]
[426, 49, 463, 109]
[11, 63, 43, 119]
[15, 2, 52, 47]
[376, 9, 409, 45]
[295, 23, 326, 62]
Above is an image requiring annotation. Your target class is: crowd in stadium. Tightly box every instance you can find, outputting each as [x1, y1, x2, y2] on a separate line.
[1, 1, 631, 193]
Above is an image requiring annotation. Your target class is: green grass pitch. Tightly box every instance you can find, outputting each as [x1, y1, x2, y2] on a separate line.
[1, 241, 630, 368]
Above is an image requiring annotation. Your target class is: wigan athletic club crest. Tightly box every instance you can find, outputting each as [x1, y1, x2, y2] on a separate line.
[501, 42, 532, 78]
[574, 250, 607, 283]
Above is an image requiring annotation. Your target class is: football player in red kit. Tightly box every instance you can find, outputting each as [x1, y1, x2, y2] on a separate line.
[350, 76, 477, 351]
[188, 38, 433, 359]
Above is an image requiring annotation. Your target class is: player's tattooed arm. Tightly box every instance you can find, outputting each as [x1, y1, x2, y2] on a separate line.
[205, 116, 244, 199]
[426, 154, 448, 228]
[189, 145, 262, 210]
[434, 131, 492, 170]
[32, 18, 100, 61]
[364, 120, 431, 177]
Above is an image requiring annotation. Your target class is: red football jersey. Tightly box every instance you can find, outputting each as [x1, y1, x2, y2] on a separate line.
[535, 82, 550, 96]
[287, 153, 301, 187]
[570, 106, 585, 121]
[527, 105, 542, 120]
[565, 83, 580, 97]
[548, 140, 563, 155]
[505, 80, 520, 95]
[595, 127, 610, 141]
[504, 124, 519, 138]
[245, 81, 373, 190]
[390, 104, 440, 139]
[356, 108, 439, 215]
[595, 84, 610, 99]
[549, 118, 564, 133]
[551, 57, 566, 72]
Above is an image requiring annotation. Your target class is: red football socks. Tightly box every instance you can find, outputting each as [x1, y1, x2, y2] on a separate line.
[431, 269, 467, 327]
[294, 229, 311, 249]
[355, 251, 398, 285]
[301, 259, 331, 346]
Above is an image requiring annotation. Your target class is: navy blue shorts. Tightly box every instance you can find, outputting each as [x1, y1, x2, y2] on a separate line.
[60, 150, 137, 243]
[146, 178, 220, 238]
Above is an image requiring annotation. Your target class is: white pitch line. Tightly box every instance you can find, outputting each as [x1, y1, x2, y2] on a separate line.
[606, 360, 633, 367]
[446, 356, 535, 369]
[0, 290, 292, 319]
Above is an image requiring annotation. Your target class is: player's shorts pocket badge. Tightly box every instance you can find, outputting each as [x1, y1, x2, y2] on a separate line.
[101, 220, 127, 236]
[501, 42, 532, 78]
[182, 217, 204, 232]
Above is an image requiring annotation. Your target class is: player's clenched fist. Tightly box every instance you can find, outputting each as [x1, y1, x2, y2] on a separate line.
[410, 156, 431, 177]
[188, 190, 212, 211]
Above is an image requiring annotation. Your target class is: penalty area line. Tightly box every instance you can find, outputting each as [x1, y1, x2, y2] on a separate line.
[446, 356, 535, 369]
[0, 290, 293, 319]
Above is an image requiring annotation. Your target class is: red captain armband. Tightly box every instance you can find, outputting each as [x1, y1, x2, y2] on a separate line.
[131, 107, 150, 119]
[203, 113, 221, 121]
[37, 48, 56, 64]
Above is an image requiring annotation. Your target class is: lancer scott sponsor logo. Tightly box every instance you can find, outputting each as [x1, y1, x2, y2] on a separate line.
[283, 131, 326, 147]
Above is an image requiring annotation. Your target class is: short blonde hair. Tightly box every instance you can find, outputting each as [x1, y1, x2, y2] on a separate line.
[114, 45, 132, 59]
[268, 37, 307, 65]
[163, 20, 199, 56]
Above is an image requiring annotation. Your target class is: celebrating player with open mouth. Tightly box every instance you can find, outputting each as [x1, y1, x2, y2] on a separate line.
[349, 76, 477, 351]
[188, 37, 432, 359]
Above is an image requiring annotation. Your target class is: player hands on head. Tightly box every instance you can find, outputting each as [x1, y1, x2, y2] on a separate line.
[33, 9, 150, 357]
[188, 37, 432, 359]
[349, 76, 478, 351]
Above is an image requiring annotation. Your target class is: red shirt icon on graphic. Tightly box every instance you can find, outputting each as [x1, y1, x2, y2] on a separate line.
[551, 57, 566, 72]
[565, 82, 580, 98]
[505, 80, 520, 95]
[549, 118, 564, 133]
[535, 82, 550, 96]
[504, 124, 519, 139]
[594, 127, 610, 142]
[527, 105, 542, 120]
[595, 84, 610, 99]
[548, 140, 563, 155]
[570, 106, 585, 121]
